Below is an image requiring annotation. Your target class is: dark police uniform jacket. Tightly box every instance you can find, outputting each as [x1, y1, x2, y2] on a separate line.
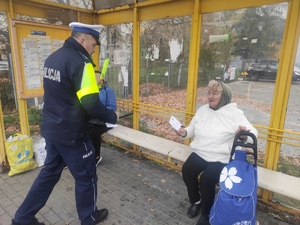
[41, 37, 117, 146]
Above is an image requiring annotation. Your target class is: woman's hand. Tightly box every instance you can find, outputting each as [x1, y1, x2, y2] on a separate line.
[177, 127, 187, 137]
[236, 125, 250, 140]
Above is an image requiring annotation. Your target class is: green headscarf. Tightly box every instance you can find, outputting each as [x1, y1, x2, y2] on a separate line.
[218, 81, 232, 109]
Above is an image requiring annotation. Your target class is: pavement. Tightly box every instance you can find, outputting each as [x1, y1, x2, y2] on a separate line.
[0, 138, 293, 225]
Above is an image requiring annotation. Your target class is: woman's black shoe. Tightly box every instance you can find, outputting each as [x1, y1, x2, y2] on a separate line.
[196, 215, 210, 225]
[187, 203, 201, 218]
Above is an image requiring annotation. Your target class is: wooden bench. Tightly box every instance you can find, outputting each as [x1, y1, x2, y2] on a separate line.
[107, 125, 300, 201]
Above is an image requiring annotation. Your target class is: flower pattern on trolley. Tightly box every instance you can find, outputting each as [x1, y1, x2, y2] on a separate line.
[220, 167, 242, 190]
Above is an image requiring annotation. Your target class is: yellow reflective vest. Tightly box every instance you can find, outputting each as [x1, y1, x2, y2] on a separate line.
[76, 62, 99, 101]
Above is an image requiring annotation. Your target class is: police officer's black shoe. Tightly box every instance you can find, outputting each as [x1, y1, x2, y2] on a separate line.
[12, 217, 45, 225]
[94, 208, 108, 224]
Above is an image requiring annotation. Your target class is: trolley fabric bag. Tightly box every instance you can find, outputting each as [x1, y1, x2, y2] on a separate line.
[5, 133, 37, 176]
[209, 131, 258, 225]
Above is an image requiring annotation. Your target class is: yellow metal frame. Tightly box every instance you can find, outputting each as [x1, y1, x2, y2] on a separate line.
[0, 100, 6, 163]
[0, 0, 300, 214]
[263, 0, 300, 202]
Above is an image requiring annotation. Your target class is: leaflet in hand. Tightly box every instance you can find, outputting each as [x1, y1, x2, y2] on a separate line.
[169, 116, 182, 131]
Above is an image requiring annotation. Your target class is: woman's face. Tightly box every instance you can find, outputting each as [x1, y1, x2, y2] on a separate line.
[208, 88, 222, 109]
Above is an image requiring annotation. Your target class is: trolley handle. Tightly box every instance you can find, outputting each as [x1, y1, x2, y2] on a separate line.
[230, 131, 258, 165]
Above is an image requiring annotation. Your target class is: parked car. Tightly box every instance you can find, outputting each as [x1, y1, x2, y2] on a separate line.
[246, 60, 300, 81]
[294, 66, 300, 81]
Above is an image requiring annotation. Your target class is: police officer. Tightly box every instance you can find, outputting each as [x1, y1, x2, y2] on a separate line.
[12, 22, 117, 225]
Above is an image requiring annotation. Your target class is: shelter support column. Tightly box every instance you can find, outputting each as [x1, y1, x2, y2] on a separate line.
[184, 0, 201, 145]
[262, 0, 300, 201]
[0, 100, 7, 164]
[132, 6, 140, 131]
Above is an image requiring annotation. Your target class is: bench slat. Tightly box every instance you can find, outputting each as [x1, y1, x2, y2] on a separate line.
[107, 125, 180, 156]
[168, 146, 191, 162]
[107, 125, 300, 201]
[257, 167, 300, 201]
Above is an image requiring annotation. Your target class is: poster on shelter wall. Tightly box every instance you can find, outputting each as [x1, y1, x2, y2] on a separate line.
[51, 40, 64, 52]
[12, 19, 72, 98]
[120, 66, 128, 86]
[21, 36, 51, 89]
[114, 50, 128, 65]
[224, 62, 236, 81]
[145, 44, 159, 60]
[21, 36, 64, 90]
[169, 39, 182, 62]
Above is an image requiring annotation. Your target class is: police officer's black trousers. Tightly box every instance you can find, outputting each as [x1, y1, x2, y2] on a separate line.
[13, 138, 99, 225]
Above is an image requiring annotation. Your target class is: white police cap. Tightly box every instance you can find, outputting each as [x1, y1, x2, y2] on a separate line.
[69, 22, 104, 45]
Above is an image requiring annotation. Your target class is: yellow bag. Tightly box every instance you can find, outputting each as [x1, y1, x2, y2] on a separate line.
[5, 133, 37, 176]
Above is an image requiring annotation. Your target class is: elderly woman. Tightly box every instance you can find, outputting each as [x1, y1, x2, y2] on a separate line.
[177, 80, 257, 225]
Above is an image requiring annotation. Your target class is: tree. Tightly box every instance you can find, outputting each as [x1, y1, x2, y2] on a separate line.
[199, 12, 237, 82]
[0, 12, 10, 62]
[232, 5, 286, 64]
[49, 0, 92, 9]
[140, 17, 192, 88]
[0, 12, 13, 106]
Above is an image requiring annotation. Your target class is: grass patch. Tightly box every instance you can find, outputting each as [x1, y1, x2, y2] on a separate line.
[3, 111, 19, 125]
[28, 107, 42, 126]
[3, 107, 42, 138]
[277, 155, 300, 177]
[273, 193, 300, 210]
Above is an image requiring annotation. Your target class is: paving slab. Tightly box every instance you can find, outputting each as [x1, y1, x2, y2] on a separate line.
[0, 144, 293, 225]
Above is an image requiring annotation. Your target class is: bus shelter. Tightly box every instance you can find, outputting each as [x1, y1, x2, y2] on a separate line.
[0, 0, 300, 217]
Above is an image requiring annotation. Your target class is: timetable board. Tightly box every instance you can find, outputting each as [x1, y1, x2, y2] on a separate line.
[10, 19, 99, 98]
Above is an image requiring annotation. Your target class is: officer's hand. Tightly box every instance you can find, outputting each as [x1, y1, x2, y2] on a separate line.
[98, 78, 105, 87]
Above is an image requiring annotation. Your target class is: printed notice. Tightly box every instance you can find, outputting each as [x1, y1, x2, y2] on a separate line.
[52, 39, 64, 52]
[169, 116, 182, 131]
[22, 36, 52, 90]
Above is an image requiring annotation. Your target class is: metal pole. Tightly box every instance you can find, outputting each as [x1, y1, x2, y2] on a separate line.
[119, 112, 133, 118]
[9, 54, 17, 110]
[146, 57, 148, 96]
[165, 59, 170, 92]
[168, 59, 170, 91]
